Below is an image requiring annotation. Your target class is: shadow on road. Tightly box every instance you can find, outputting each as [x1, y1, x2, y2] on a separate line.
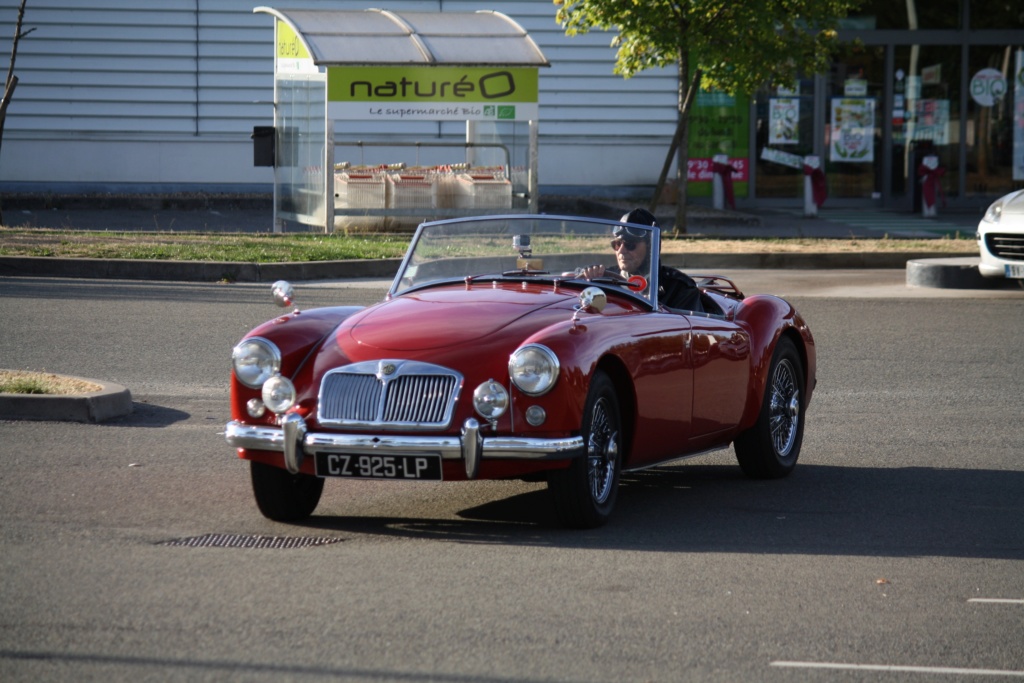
[294, 464, 1024, 560]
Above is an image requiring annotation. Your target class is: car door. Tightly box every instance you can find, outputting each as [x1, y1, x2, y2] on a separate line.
[687, 315, 751, 447]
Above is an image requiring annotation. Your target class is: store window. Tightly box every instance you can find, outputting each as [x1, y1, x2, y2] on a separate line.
[825, 45, 885, 200]
[970, 0, 1024, 29]
[754, 79, 815, 199]
[966, 45, 1024, 196]
[845, 0, 962, 29]
[892, 46, 962, 205]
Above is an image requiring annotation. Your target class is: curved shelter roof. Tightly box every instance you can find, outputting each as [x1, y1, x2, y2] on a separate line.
[253, 7, 549, 67]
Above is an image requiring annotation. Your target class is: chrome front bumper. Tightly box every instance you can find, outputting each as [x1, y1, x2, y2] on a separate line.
[225, 416, 584, 479]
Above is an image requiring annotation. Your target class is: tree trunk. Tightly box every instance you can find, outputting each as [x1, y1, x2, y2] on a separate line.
[649, 54, 701, 236]
[1, 0, 33, 226]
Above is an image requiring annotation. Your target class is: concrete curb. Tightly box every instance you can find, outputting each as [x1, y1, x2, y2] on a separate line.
[1, 253, 979, 282]
[906, 256, 1010, 289]
[0, 256, 405, 282]
[0, 376, 133, 423]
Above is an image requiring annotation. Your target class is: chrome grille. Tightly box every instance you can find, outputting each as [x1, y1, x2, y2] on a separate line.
[318, 360, 462, 429]
[986, 233, 1024, 261]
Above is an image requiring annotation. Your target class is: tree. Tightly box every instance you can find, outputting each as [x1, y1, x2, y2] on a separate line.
[554, 0, 859, 234]
[1, 0, 34, 226]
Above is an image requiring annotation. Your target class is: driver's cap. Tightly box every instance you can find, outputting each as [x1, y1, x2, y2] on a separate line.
[620, 208, 659, 227]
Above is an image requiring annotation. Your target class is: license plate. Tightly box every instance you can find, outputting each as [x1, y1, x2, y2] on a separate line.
[1005, 264, 1024, 279]
[314, 453, 442, 480]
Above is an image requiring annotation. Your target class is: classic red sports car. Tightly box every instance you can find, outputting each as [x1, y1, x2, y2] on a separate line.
[226, 214, 816, 528]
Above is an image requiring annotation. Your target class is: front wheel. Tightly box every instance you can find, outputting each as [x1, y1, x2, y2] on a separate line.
[548, 371, 622, 528]
[734, 336, 805, 479]
[250, 460, 324, 522]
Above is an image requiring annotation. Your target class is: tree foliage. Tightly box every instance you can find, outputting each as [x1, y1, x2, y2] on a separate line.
[554, 0, 860, 232]
[555, 0, 856, 94]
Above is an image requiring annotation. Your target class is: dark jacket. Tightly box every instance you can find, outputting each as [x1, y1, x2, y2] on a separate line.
[658, 266, 703, 312]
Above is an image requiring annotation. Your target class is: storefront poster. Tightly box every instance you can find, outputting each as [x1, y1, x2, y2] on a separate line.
[686, 86, 750, 197]
[910, 99, 950, 146]
[1015, 50, 1024, 181]
[830, 98, 875, 163]
[768, 98, 799, 145]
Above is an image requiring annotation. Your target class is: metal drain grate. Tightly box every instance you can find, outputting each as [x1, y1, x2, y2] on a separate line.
[159, 533, 345, 550]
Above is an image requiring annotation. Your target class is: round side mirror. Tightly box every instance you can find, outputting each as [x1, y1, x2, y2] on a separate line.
[579, 286, 607, 313]
[271, 280, 295, 308]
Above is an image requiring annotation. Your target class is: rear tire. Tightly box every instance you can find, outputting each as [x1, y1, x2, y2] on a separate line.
[548, 371, 622, 528]
[734, 337, 805, 479]
[250, 460, 324, 521]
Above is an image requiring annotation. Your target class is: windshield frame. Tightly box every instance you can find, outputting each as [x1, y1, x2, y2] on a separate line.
[387, 214, 662, 308]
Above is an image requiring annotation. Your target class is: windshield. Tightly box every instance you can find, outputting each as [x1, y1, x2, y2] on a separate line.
[389, 215, 660, 304]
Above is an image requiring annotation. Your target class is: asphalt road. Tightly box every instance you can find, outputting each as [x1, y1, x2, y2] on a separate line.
[1, 272, 1022, 682]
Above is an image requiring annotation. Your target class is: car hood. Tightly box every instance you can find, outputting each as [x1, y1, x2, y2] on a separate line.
[1000, 189, 1024, 220]
[340, 285, 578, 353]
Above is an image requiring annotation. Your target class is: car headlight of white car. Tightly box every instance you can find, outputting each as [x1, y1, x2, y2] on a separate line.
[232, 337, 281, 389]
[508, 344, 559, 396]
[982, 198, 1004, 224]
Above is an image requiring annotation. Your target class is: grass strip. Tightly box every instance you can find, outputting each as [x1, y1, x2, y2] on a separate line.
[0, 228, 977, 262]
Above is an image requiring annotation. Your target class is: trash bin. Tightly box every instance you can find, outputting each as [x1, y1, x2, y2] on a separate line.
[252, 126, 275, 167]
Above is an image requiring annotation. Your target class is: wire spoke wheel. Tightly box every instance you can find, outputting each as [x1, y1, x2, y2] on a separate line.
[735, 337, 805, 479]
[768, 359, 800, 457]
[587, 396, 619, 506]
[549, 371, 621, 528]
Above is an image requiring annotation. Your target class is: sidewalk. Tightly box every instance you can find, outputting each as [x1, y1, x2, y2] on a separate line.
[2, 192, 986, 239]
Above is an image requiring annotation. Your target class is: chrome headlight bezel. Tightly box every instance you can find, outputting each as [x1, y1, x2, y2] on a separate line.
[231, 337, 281, 389]
[262, 374, 297, 414]
[473, 379, 510, 420]
[508, 344, 560, 397]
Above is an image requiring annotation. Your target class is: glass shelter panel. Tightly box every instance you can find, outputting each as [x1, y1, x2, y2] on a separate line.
[274, 74, 327, 226]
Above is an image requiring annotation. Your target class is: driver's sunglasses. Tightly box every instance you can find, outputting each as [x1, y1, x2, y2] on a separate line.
[610, 238, 640, 252]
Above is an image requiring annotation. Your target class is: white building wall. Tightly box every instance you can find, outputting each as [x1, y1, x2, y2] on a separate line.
[0, 0, 678, 193]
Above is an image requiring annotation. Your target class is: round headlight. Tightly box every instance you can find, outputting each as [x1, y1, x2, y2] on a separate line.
[232, 337, 281, 389]
[473, 379, 509, 420]
[261, 374, 296, 414]
[509, 344, 559, 396]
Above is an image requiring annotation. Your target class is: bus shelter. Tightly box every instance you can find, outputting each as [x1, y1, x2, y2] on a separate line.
[253, 7, 549, 232]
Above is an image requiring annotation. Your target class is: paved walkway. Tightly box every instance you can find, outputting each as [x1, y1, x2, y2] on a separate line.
[2, 194, 985, 240]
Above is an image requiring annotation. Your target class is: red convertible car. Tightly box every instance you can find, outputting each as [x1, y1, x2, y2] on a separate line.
[226, 214, 816, 528]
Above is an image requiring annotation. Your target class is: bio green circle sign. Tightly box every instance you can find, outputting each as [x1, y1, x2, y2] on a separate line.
[970, 68, 1007, 107]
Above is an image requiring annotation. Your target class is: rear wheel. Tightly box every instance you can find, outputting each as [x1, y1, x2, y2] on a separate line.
[548, 371, 622, 528]
[250, 460, 324, 521]
[734, 337, 805, 479]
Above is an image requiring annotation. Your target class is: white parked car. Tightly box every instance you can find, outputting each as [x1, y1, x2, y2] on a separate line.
[977, 189, 1024, 280]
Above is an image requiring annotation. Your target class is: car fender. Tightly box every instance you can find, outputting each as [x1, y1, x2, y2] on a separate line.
[733, 295, 816, 431]
[230, 306, 364, 418]
[514, 309, 691, 445]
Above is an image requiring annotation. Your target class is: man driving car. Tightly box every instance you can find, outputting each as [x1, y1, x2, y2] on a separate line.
[575, 208, 704, 312]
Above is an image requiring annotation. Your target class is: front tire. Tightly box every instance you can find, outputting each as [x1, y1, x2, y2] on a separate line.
[250, 460, 324, 522]
[734, 336, 805, 479]
[548, 371, 622, 528]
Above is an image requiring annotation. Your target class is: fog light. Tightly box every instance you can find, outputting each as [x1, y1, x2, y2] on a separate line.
[246, 398, 266, 418]
[473, 379, 509, 420]
[525, 405, 546, 426]
[262, 374, 296, 414]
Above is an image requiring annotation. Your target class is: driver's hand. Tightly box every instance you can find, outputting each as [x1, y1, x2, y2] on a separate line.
[573, 264, 606, 280]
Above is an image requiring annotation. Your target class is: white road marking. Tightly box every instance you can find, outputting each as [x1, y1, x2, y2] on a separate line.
[771, 661, 1024, 677]
[969, 598, 1024, 604]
